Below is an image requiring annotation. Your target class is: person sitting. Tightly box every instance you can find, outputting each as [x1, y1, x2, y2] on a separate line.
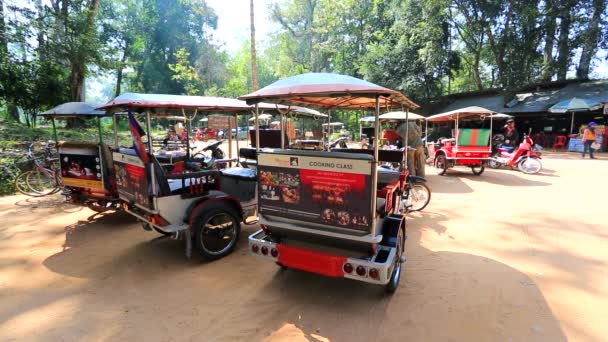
[503, 119, 519, 148]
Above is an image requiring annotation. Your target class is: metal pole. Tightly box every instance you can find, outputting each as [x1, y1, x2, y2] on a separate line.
[113, 113, 119, 148]
[570, 112, 575, 134]
[405, 108, 409, 169]
[235, 114, 240, 162]
[255, 104, 260, 151]
[97, 116, 103, 143]
[280, 110, 285, 149]
[146, 111, 157, 199]
[183, 109, 191, 160]
[228, 115, 233, 163]
[371, 96, 380, 230]
[51, 118, 58, 145]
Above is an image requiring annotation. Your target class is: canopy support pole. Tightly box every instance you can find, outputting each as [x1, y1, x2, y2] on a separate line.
[183, 109, 191, 160]
[113, 114, 119, 148]
[370, 96, 380, 235]
[255, 104, 260, 151]
[280, 110, 285, 149]
[405, 108, 409, 170]
[51, 118, 58, 145]
[228, 115, 233, 164]
[146, 111, 157, 202]
[570, 112, 575, 135]
[97, 116, 103, 144]
[235, 114, 239, 164]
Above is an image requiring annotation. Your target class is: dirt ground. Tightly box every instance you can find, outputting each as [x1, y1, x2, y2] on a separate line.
[1, 152, 607, 342]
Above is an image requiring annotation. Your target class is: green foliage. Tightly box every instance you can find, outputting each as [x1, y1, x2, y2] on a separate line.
[169, 48, 201, 95]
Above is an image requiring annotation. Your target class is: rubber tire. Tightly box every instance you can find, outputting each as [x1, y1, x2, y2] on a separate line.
[435, 155, 448, 176]
[25, 169, 60, 196]
[192, 202, 241, 261]
[15, 170, 58, 197]
[517, 157, 542, 174]
[386, 225, 405, 293]
[471, 164, 485, 175]
[487, 153, 501, 169]
[86, 200, 119, 213]
[406, 182, 431, 212]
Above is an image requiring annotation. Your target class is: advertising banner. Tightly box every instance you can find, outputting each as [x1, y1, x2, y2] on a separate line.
[113, 152, 151, 209]
[258, 153, 373, 231]
[59, 146, 104, 190]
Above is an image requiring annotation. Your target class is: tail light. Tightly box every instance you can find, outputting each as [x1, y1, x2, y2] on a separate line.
[369, 268, 379, 279]
[270, 248, 279, 258]
[261, 246, 268, 255]
[343, 263, 353, 274]
[356, 266, 366, 276]
[251, 244, 259, 253]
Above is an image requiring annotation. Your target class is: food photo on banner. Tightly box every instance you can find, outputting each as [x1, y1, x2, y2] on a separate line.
[59, 146, 103, 189]
[112, 152, 150, 209]
[258, 153, 372, 231]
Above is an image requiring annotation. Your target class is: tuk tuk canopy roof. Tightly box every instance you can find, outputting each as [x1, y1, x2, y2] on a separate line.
[97, 93, 286, 113]
[359, 116, 376, 123]
[426, 106, 496, 122]
[379, 111, 425, 121]
[239, 73, 419, 110]
[40, 102, 106, 118]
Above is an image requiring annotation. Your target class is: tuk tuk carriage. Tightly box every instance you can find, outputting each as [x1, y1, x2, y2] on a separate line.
[425, 106, 494, 176]
[240, 72, 419, 292]
[98, 93, 285, 259]
[98, 93, 317, 260]
[40, 102, 120, 212]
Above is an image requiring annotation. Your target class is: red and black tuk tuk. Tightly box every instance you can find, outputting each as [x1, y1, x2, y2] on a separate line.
[240, 73, 419, 292]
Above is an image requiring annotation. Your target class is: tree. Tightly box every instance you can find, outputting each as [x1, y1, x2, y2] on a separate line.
[576, 0, 606, 78]
[250, 0, 258, 90]
[169, 48, 201, 95]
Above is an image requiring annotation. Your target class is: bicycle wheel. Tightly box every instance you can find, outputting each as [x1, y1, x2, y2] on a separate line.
[406, 182, 431, 212]
[15, 171, 39, 196]
[25, 169, 59, 196]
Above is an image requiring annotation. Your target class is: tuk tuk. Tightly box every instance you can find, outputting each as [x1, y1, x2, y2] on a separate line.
[40, 102, 120, 212]
[99, 93, 315, 260]
[426, 106, 494, 176]
[240, 72, 419, 292]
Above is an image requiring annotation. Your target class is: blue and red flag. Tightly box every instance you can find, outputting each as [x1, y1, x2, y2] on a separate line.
[128, 110, 150, 164]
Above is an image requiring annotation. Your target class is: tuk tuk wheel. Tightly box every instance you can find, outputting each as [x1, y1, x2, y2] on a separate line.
[192, 202, 241, 260]
[386, 225, 405, 293]
[471, 164, 485, 175]
[87, 200, 119, 213]
[434, 155, 448, 176]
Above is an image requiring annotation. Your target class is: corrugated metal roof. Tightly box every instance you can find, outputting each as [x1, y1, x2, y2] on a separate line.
[438, 79, 608, 115]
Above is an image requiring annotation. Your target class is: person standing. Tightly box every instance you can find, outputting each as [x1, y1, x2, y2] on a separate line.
[396, 121, 424, 176]
[582, 122, 598, 159]
[503, 119, 519, 148]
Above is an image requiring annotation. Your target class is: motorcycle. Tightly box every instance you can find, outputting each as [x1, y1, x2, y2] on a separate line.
[488, 134, 542, 174]
[190, 140, 226, 169]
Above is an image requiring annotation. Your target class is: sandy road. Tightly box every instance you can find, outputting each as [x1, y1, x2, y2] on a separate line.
[0, 154, 606, 341]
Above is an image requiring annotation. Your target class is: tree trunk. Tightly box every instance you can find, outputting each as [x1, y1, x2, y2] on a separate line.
[1, 0, 20, 123]
[556, 2, 573, 80]
[0, 0, 7, 55]
[576, 0, 604, 79]
[541, 0, 557, 81]
[250, 0, 258, 91]
[115, 46, 128, 97]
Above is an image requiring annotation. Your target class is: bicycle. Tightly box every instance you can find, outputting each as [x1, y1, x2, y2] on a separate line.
[14, 141, 62, 197]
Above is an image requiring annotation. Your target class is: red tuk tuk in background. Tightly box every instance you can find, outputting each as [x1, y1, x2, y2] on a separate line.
[426, 106, 494, 176]
[240, 72, 419, 292]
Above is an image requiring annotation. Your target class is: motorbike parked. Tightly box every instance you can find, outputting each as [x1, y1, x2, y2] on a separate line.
[488, 134, 542, 174]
